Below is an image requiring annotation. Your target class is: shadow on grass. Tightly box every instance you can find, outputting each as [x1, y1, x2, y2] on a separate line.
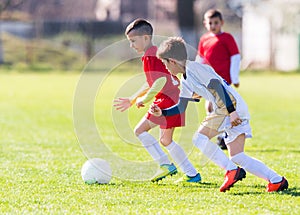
[247, 149, 300, 153]
[139, 180, 220, 189]
[279, 187, 300, 196]
[228, 185, 300, 196]
[100, 181, 300, 197]
[180, 181, 219, 189]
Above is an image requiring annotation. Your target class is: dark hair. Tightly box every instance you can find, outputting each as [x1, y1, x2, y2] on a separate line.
[125, 18, 153, 36]
[157, 37, 187, 61]
[204, 9, 223, 21]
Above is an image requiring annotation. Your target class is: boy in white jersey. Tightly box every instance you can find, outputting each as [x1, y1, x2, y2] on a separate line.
[150, 37, 288, 192]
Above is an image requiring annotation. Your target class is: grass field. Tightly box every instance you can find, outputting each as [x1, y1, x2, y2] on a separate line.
[0, 71, 299, 214]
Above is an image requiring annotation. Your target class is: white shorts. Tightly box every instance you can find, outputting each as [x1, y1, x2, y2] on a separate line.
[201, 113, 252, 145]
[222, 118, 252, 144]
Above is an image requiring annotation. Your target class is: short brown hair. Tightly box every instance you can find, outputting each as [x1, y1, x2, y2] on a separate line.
[125, 18, 153, 36]
[204, 9, 223, 21]
[157, 37, 187, 61]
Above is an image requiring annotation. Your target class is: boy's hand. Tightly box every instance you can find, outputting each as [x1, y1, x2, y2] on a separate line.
[229, 111, 243, 127]
[136, 97, 145, 108]
[233, 83, 240, 88]
[113, 98, 131, 112]
[149, 104, 162, 117]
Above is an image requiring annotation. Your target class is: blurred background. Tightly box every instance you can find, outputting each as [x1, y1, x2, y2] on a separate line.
[0, 0, 299, 72]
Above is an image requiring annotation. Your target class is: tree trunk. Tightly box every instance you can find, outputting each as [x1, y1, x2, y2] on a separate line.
[0, 24, 4, 64]
[176, 0, 197, 60]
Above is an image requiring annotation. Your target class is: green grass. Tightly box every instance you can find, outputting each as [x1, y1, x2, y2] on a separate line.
[0, 71, 299, 214]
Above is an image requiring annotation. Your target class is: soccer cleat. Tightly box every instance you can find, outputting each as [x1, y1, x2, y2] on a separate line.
[151, 163, 178, 182]
[175, 173, 202, 184]
[219, 167, 246, 192]
[267, 177, 288, 192]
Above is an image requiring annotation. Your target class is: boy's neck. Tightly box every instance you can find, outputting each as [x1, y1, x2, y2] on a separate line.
[210, 31, 223, 35]
[144, 42, 154, 52]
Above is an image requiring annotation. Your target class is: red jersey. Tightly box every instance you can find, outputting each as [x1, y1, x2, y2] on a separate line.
[198, 32, 239, 84]
[142, 46, 184, 128]
[142, 46, 180, 109]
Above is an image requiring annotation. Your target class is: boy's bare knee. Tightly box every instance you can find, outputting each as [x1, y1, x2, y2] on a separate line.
[134, 126, 149, 137]
[134, 126, 142, 136]
[159, 136, 172, 147]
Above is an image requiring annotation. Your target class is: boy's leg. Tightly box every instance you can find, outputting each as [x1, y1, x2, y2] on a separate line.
[135, 118, 178, 182]
[194, 126, 237, 171]
[229, 134, 286, 191]
[161, 128, 199, 180]
[205, 100, 213, 114]
[193, 126, 246, 192]
[205, 100, 227, 150]
[135, 118, 170, 166]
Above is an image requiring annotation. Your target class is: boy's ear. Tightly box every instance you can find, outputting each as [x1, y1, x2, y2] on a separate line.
[144, 34, 151, 41]
[203, 18, 209, 26]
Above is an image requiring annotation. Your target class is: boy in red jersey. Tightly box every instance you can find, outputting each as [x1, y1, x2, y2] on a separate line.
[196, 9, 241, 150]
[114, 19, 201, 183]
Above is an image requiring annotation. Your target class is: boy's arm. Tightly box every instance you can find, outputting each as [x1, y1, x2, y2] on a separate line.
[208, 78, 243, 127]
[230, 54, 241, 86]
[129, 83, 150, 106]
[136, 76, 167, 105]
[207, 79, 235, 114]
[114, 83, 149, 112]
[160, 97, 199, 116]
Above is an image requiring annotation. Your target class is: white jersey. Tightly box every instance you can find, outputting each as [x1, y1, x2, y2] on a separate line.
[180, 60, 250, 120]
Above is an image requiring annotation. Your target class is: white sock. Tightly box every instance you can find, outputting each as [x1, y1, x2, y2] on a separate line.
[193, 133, 237, 171]
[165, 141, 198, 177]
[231, 152, 282, 183]
[137, 132, 170, 165]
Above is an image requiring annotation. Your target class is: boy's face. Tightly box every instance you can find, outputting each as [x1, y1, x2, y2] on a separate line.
[162, 59, 182, 76]
[126, 30, 150, 54]
[203, 16, 223, 34]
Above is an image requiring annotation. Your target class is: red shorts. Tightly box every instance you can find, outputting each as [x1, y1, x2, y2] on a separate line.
[146, 97, 185, 129]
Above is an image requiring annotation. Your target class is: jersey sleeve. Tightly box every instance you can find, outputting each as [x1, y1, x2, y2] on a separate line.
[224, 34, 239, 57]
[207, 79, 235, 113]
[129, 83, 150, 105]
[161, 97, 200, 116]
[230, 54, 241, 84]
[161, 97, 188, 116]
[138, 77, 166, 104]
[197, 37, 204, 57]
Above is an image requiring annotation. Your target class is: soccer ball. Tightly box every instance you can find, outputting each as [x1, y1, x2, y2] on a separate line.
[81, 158, 112, 184]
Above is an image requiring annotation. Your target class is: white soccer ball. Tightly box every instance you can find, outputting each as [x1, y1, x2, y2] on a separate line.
[81, 158, 112, 184]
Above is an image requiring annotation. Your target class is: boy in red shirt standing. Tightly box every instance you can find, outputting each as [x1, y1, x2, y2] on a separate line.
[196, 9, 241, 150]
[114, 19, 201, 183]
